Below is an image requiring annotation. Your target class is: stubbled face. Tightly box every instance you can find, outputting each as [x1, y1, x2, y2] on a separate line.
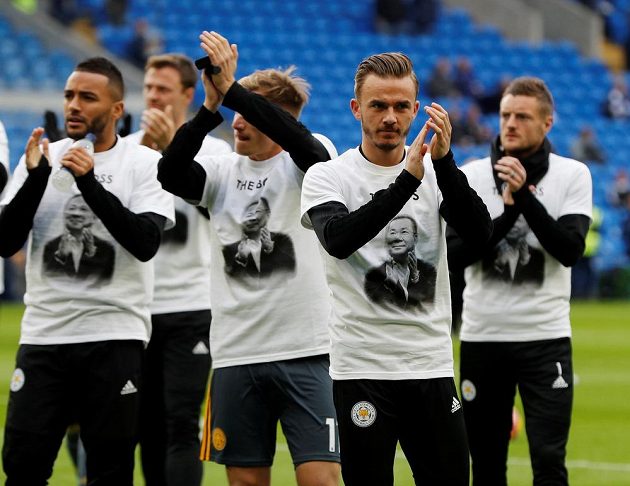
[64, 71, 121, 140]
[64, 196, 94, 231]
[499, 94, 552, 158]
[143, 66, 191, 121]
[352, 74, 419, 153]
[385, 217, 417, 258]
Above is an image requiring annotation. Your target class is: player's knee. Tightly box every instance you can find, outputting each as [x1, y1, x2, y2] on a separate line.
[227, 466, 271, 486]
[296, 461, 341, 486]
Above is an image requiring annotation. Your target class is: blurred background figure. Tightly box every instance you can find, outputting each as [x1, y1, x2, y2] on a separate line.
[105, 0, 127, 25]
[374, 0, 440, 35]
[608, 168, 630, 207]
[604, 75, 630, 119]
[570, 126, 606, 164]
[572, 205, 602, 299]
[126, 18, 163, 69]
[426, 57, 458, 98]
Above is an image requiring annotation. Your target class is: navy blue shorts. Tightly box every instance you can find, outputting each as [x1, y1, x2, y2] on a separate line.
[200, 354, 340, 467]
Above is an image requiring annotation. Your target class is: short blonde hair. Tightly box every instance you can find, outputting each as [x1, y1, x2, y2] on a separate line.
[239, 66, 310, 117]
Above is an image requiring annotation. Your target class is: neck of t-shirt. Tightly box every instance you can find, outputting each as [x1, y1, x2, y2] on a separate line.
[359, 143, 406, 167]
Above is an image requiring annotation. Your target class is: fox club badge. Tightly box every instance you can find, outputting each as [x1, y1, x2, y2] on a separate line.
[461, 379, 476, 401]
[10, 368, 25, 392]
[351, 401, 377, 427]
[212, 427, 227, 451]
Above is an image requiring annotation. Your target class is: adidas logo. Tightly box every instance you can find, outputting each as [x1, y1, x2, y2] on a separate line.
[552, 376, 569, 389]
[451, 397, 461, 413]
[192, 341, 210, 355]
[552, 361, 569, 389]
[120, 380, 138, 395]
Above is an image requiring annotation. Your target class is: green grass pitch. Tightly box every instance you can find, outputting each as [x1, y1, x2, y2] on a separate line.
[0, 300, 628, 485]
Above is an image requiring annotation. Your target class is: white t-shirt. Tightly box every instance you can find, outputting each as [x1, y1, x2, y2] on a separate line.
[0, 121, 9, 295]
[126, 130, 232, 314]
[0, 136, 175, 344]
[301, 148, 454, 381]
[459, 153, 592, 342]
[195, 134, 336, 368]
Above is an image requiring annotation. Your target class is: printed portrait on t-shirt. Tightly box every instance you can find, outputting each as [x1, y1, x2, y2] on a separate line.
[42, 194, 115, 285]
[482, 215, 544, 286]
[222, 197, 296, 281]
[364, 215, 437, 309]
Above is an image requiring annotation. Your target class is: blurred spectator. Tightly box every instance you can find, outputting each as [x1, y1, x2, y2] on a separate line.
[105, 0, 127, 25]
[571, 205, 602, 299]
[476, 75, 512, 114]
[608, 168, 630, 207]
[374, 0, 440, 35]
[603, 75, 630, 119]
[451, 103, 492, 146]
[374, 0, 407, 34]
[453, 57, 482, 98]
[48, 0, 79, 25]
[570, 126, 606, 164]
[426, 57, 458, 98]
[127, 19, 163, 69]
[407, 0, 440, 35]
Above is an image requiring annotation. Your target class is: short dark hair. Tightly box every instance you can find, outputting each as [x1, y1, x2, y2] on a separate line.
[502, 76, 554, 117]
[145, 53, 197, 90]
[75, 57, 125, 101]
[354, 52, 419, 99]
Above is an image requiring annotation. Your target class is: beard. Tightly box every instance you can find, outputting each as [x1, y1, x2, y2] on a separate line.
[363, 124, 411, 152]
[65, 112, 109, 140]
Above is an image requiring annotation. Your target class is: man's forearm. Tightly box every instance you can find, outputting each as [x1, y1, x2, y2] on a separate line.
[158, 106, 223, 201]
[0, 159, 50, 257]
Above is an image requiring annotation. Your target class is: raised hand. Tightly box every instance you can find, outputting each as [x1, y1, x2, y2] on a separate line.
[199, 31, 238, 96]
[140, 105, 177, 151]
[25, 127, 50, 170]
[424, 102, 452, 160]
[405, 120, 430, 181]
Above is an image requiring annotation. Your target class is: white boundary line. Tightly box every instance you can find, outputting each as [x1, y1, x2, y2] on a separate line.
[507, 456, 630, 473]
[275, 443, 630, 473]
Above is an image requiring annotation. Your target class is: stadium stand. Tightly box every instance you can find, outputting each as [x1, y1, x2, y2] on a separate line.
[1, 0, 628, 278]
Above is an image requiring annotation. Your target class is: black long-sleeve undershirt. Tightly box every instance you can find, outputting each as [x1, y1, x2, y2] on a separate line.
[158, 107, 224, 202]
[446, 187, 590, 270]
[308, 151, 492, 259]
[75, 171, 165, 261]
[0, 164, 7, 194]
[0, 157, 165, 261]
[0, 157, 50, 257]
[513, 188, 589, 267]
